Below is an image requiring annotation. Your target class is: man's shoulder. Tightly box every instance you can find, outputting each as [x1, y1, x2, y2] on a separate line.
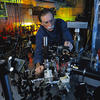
[37, 26, 44, 32]
[55, 18, 66, 28]
[56, 18, 66, 26]
[56, 18, 65, 23]
[36, 26, 46, 36]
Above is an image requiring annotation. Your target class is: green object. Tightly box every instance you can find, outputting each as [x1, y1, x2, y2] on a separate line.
[0, 2, 8, 17]
[1, 0, 21, 3]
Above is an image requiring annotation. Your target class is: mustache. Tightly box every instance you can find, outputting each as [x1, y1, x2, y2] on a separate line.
[47, 25, 54, 30]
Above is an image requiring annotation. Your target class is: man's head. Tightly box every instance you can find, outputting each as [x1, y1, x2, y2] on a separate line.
[39, 8, 55, 31]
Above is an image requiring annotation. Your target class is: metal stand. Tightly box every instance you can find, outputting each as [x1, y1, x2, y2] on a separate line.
[67, 21, 88, 53]
[0, 60, 13, 100]
[74, 28, 80, 53]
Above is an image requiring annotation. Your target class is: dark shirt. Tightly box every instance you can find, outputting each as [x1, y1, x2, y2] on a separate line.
[34, 18, 73, 64]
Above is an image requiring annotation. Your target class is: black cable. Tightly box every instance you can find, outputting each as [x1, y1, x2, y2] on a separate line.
[72, 68, 100, 81]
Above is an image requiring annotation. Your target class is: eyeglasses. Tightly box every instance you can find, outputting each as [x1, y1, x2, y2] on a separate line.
[42, 19, 54, 25]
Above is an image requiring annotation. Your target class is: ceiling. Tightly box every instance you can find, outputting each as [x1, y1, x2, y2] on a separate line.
[1, 0, 76, 8]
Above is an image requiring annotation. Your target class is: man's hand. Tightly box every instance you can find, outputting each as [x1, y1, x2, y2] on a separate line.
[64, 41, 73, 51]
[35, 63, 44, 75]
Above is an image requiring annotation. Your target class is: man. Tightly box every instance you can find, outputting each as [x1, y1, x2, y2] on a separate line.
[34, 8, 73, 75]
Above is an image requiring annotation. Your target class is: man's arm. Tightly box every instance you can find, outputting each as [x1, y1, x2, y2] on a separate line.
[34, 30, 43, 65]
[34, 29, 45, 76]
[60, 19, 73, 50]
[61, 20, 73, 42]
